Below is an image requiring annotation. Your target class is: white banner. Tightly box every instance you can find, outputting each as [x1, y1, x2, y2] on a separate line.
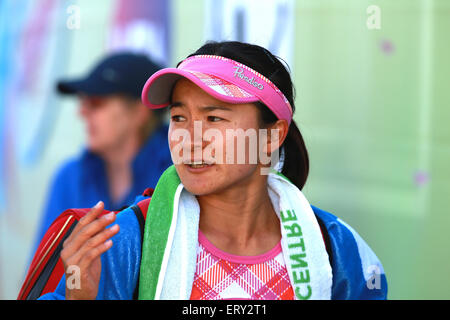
[204, 0, 295, 68]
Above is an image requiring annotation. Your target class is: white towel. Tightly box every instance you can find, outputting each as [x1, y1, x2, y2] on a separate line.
[139, 166, 332, 300]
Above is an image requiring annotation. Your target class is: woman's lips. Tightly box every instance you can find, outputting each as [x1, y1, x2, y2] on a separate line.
[183, 161, 215, 173]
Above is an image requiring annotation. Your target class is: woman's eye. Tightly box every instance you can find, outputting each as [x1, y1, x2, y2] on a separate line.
[171, 115, 186, 122]
[207, 116, 223, 122]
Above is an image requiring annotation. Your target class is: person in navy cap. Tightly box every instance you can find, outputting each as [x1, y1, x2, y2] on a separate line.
[33, 52, 172, 248]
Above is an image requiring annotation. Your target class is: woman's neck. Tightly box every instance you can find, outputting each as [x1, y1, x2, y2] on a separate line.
[197, 176, 281, 256]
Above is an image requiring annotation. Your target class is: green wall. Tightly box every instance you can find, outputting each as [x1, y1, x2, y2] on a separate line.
[294, 0, 450, 299]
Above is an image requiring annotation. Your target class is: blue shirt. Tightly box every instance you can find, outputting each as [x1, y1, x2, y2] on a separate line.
[33, 124, 172, 248]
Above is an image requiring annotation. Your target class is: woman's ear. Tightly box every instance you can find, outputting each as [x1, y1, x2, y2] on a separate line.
[264, 119, 289, 154]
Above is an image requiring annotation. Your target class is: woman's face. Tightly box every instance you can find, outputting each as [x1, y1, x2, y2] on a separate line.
[168, 78, 271, 196]
[79, 95, 149, 155]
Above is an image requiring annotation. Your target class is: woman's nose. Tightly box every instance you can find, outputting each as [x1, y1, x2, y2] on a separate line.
[184, 120, 209, 157]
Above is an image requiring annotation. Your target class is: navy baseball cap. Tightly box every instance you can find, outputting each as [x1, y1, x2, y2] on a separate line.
[57, 52, 164, 99]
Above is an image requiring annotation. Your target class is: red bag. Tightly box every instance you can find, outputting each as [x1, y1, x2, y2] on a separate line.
[17, 188, 153, 300]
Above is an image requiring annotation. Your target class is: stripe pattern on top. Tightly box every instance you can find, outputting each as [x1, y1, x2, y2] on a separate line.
[190, 231, 294, 300]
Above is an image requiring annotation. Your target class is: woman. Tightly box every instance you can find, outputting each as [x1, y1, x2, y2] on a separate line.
[40, 41, 387, 300]
[34, 52, 172, 251]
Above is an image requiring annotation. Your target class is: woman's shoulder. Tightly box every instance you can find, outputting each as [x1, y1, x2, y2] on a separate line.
[311, 205, 376, 252]
[113, 205, 143, 241]
[310, 205, 384, 271]
[311, 205, 388, 299]
[112, 194, 150, 243]
[95, 205, 143, 299]
[101, 204, 144, 262]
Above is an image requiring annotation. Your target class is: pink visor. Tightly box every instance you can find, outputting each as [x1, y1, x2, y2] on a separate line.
[141, 55, 293, 124]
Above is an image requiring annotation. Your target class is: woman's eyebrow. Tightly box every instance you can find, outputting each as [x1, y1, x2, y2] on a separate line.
[168, 103, 232, 112]
[168, 102, 183, 110]
[200, 105, 232, 112]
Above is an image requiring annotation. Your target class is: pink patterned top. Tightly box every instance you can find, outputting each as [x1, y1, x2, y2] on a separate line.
[190, 231, 294, 300]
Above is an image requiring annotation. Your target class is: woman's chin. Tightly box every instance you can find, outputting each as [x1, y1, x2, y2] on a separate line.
[182, 184, 214, 196]
[180, 176, 225, 196]
[175, 163, 259, 196]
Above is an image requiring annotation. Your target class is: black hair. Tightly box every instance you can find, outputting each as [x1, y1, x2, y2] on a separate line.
[181, 41, 309, 190]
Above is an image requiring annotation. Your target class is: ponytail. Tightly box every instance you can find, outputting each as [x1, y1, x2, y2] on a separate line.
[257, 103, 309, 190]
[281, 121, 309, 190]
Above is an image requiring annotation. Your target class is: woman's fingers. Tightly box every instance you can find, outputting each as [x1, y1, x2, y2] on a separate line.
[61, 202, 117, 263]
[78, 238, 114, 271]
[64, 201, 105, 245]
[69, 224, 120, 267]
[61, 200, 120, 300]
[62, 213, 116, 261]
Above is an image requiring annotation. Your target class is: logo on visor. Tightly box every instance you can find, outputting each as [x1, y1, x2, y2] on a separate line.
[233, 66, 264, 90]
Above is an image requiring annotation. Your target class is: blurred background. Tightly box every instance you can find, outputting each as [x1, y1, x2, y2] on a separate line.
[0, 0, 449, 300]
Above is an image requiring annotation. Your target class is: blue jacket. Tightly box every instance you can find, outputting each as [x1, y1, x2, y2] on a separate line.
[39, 199, 388, 300]
[33, 124, 172, 248]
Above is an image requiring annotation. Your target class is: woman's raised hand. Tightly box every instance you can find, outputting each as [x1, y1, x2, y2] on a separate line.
[60, 201, 120, 300]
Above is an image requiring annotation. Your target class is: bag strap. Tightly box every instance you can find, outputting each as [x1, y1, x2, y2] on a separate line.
[130, 193, 152, 300]
[131, 188, 153, 239]
[131, 204, 146, 242]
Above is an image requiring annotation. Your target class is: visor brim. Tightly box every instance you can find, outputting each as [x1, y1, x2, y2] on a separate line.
[141, 68, 259, 109]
